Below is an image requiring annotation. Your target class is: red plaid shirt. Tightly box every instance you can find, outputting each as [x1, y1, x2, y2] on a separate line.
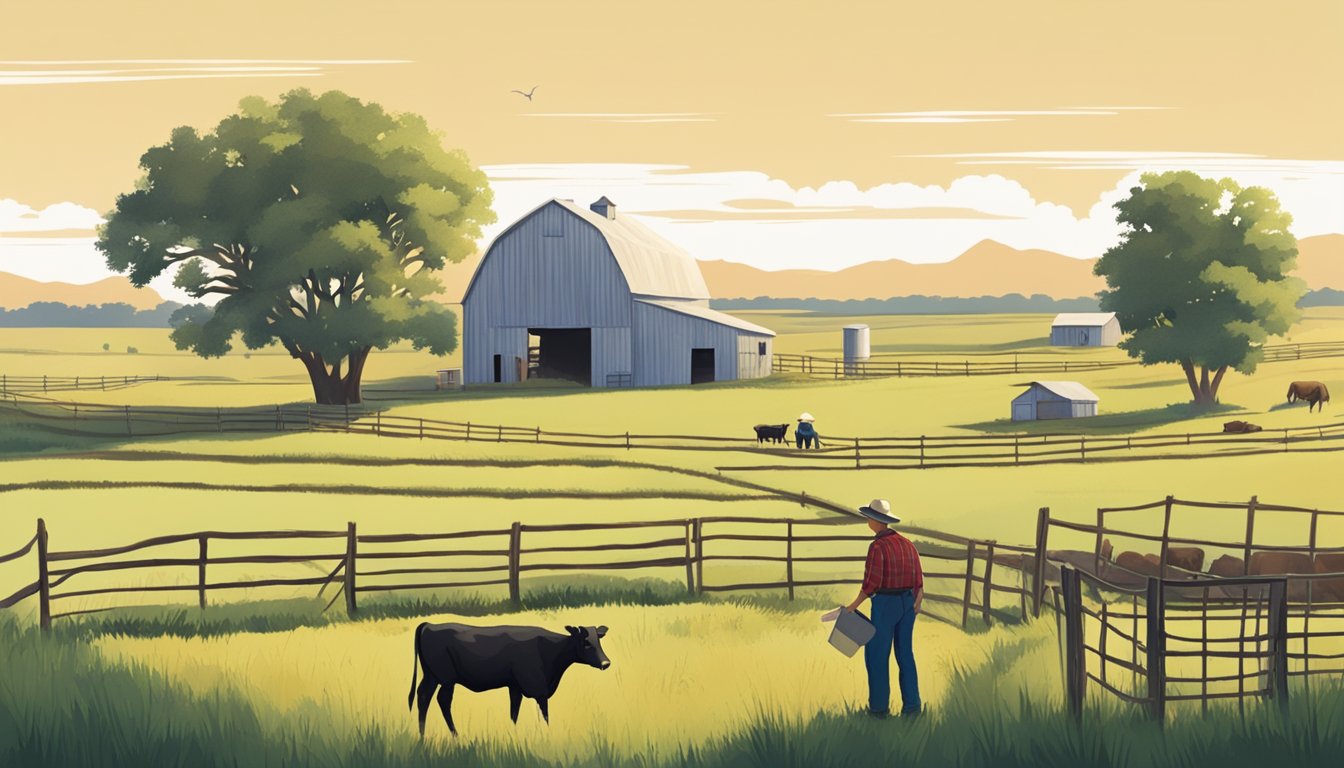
[861, 529, 923, 596]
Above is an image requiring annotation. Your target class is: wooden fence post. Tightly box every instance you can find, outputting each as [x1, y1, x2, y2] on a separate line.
[37, 518, 50, 632]
[626, 432, 631, 450]
[982, 541, 996, 625]
[375, 411, 381, 437]
[420, 418, 425, 440]
[125, 405, 132, 436]
[1158, 495, 1174, 575]
[198, 533, 208, 609]
[919, 435, 925, 468]
[786, 521, 795, 601]
[1062, 565, 1084, 722]
[1032, 507, 1050, 617]
[684, 520, 695, 594]
[694, 519, 704, 595]
[1243, 496, 1258, 575]
[508, 522, 522, 603]
[1146, 576, 1166, 722]
[854, 438, 861, 469]
[497, 424, 503, 442]
[344, 522, 357, 616]
[466, 421, 472, 441]
[1267, 578, 1289, 715]
[961, 541, 976, 628]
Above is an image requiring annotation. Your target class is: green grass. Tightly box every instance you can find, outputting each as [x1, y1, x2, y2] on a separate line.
[4, 610, 1342, 768]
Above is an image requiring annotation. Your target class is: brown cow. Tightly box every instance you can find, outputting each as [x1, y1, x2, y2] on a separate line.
[1313, 554, 1344, 603]
[1209, 554, 1245, 577]
[1287, 381, 1331, 413]
[1250, 551, 1315, 601]
[1222, 420, 1263, 434]
[1165, 547, 1205, 573]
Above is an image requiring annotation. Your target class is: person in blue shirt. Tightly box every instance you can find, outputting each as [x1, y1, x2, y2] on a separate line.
[796, 412, 819, 449]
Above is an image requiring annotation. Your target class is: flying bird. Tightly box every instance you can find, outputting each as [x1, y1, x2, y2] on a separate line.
[511, 86, 538, 101]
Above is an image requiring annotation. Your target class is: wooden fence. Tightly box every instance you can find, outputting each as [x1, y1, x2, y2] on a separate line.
[773, 340, 1344, 379]
[0, 374, 168, 394]
[5, 393, 1344, 471]
[1039, 496, 1344, 720]
[0, 515, 1036, 633]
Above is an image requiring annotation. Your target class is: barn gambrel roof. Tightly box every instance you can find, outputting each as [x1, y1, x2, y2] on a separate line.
[464, 198, 711, 302]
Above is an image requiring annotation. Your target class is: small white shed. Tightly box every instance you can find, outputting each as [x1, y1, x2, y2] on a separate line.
[1011, 381, 1099, 421]
[1050, 312, 1121, 347]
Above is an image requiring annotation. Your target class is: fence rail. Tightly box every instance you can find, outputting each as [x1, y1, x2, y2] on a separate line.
[1041, 496, 1344, 720]
[5, 393, 1344, 472]
[773, 340, 1344, 379]
[0, 513, 1034, 633]
[0, 374, 169, 394]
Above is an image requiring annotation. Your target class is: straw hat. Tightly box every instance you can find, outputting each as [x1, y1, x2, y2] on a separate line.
[859, 498, 900, 524]
[798, 412, 815, 422]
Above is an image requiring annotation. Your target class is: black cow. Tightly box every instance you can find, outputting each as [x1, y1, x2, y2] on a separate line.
[753, 423, 789, 444]
[408, 622, 610, 736]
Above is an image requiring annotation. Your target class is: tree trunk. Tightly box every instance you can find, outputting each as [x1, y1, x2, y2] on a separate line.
[1180, 360, 1217, 408]
[291, 348, 370, 405]
[1208, 365, 1228, 404]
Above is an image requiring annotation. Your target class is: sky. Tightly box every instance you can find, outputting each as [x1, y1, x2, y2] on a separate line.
[1, 0, 1340, 302]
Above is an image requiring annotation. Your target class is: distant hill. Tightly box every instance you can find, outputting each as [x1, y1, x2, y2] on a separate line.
[1296, 234, 1344, 291]
[700, 235, 1344, 300]
[0, 273, 166, 310]
[698, 240, 1103, 300]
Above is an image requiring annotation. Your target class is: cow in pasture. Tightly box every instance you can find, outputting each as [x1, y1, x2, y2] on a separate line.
[753, 423, 790, 444]
[1250, 551, 1316, 601]
[1222, 420, 1263, 434]
[1209, 554, 1244, 577]
[1166, 547, 1205, 573]
[408, 622, 610, 737]
[1313, 554, 1344, 603]
[1286, 381, 1331, 413]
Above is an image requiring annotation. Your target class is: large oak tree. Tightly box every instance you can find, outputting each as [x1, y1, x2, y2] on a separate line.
[98, 89, 494, 404]
[1095, 171, 1306, 407]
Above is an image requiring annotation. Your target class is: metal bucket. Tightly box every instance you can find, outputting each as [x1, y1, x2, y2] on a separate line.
[827, 609, 875, 657]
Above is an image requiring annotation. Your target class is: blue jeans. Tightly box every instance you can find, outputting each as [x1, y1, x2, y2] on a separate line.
[864, 592, 921, 714]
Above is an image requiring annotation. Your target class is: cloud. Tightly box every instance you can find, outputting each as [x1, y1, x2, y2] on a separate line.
[480, 165, 1127, 268]
[523, 113, 718, 124]
[0, 199, 103, 233]
[913, 152, 1344, 237]
[832, 107, 1171, 124]
[0, 60, 408, 86]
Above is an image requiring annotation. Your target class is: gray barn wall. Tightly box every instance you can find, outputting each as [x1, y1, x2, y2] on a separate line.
[1050, 319, 1121, 347]
[632, 301, 759, 386]
[591, 326, 633, 387]
[1011, 385, 1097, 420]
[464, 203, 633, 384]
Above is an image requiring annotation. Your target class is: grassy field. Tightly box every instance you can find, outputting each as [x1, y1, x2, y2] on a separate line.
[2, 309, 1342, 766]
[4, 600, 1343, 768]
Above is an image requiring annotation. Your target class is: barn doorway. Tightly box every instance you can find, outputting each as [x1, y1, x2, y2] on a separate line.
[528, 328, 591, 385]
[691, 348, 715, 384]
[492, 354, 502, 383]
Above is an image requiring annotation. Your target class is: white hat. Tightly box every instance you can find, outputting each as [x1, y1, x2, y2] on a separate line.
[859, 499, 900, 524]
[798, 412, 815, 422]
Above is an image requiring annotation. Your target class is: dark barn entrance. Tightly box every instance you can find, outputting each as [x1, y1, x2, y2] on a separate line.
[691, 348, 716, 384]
[528, 328, 592, 385]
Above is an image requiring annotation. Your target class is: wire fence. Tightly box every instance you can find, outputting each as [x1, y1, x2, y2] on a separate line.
[773, 340, 1344, 379]
[1038, 496, 1344, 720]
[0, 374, 169, 394]
[4, 393, 1343, 471]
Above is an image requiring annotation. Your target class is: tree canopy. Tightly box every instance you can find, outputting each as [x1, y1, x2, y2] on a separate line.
[1095, 171, 1305, 406]
[97, 89, 494, 404]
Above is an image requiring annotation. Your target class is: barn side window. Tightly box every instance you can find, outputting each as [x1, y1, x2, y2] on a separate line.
[758, 341, 767, 356]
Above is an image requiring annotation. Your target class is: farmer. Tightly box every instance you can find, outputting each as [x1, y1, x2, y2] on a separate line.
[841, 499, 923, 718]
[795, 412, 819, 449]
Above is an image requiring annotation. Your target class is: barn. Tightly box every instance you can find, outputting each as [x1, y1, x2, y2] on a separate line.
[1050, 312, 1122, 346]
[1011, 381, 1099, 421]
[461, 197, 775, 387]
